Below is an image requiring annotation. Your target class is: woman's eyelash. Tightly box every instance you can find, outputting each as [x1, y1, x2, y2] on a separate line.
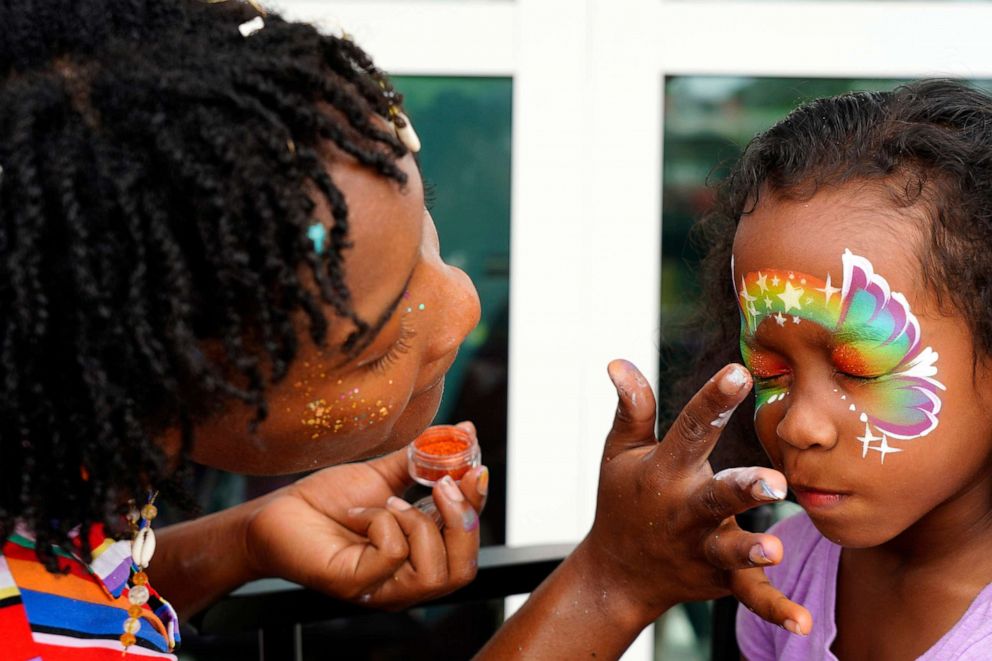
[423, 180, 438, 211]
[367, 319, 417, 374]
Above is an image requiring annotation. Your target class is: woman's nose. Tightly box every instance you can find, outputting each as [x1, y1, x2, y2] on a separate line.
[775, 385, 840, 451]
[424, 264, 481, 363]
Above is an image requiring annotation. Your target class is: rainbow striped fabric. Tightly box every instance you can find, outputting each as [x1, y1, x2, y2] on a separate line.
[0, 524, 179, 660]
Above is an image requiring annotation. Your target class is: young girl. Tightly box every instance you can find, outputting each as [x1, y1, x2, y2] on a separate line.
[686, 80, 992, 658]
[0, 1, 805, 659]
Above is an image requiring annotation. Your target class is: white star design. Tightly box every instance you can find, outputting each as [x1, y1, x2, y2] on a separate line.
[771, 275, 781, 287]
[774, 312, 787, 327]
[755, 272, 769, 292]
[778, 281, 805, 312]
[816, 273, 841, 306]
[788, 272, 795, 280]
[856, 423, 883, 458]
[764, 296, 773, 309]
[867, 435, 903, 464]
[739, 277, 757, 303]
[748, 302, 759, 317]
[792, 316, 801, 324]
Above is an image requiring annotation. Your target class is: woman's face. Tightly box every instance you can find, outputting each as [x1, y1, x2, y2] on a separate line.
[733, 184, 992, 548]
[185, 149, 481, 474]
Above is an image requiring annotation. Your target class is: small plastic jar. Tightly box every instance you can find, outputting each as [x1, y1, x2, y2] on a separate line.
[407, 425, 481, 487]
[407, 425, 481, 527]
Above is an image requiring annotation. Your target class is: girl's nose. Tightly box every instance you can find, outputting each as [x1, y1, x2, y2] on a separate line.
[424, 264, 481, 363]
[775, 386, 840, 451]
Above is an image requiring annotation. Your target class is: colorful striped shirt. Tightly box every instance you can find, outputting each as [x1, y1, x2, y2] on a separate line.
[0, 524, 179, 660]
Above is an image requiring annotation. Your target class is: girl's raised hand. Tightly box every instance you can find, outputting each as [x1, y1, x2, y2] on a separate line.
[478, 360, 810, 659]
[241, 423, 487, 610]
[584, 359, 812, 632]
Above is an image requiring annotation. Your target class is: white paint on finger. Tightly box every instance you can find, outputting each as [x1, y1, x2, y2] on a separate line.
[710, 407, 736, 428]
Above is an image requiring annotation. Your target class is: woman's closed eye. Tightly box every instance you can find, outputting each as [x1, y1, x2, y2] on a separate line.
[366, 318, 417, 374]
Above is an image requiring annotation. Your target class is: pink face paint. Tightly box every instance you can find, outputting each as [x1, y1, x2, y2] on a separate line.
[737, 249, 946, 462]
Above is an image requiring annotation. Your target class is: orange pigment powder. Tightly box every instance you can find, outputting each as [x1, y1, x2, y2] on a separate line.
[409, 426, 479, 485]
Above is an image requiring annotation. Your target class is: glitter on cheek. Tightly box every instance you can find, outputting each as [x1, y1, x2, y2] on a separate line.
[302, 385, 400, 437]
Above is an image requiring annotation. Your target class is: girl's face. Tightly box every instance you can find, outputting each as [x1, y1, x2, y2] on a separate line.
[185, 150, 481, 474]
[733, 184, 992, 548]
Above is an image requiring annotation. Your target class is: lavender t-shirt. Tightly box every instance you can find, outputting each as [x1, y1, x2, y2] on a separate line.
[736, 512, 992, 660]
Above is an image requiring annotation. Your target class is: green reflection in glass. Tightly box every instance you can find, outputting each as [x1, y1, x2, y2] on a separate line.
[394, 76, 512, 425]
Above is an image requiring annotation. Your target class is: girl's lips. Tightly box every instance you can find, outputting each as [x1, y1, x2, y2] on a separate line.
[792, 486, 849, 510]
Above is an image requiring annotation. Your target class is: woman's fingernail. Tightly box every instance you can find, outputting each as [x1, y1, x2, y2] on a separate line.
[462, 508, 479, 532]
[784, 619, 805, 636]
[753, 479, 786, 501]
[749, 543, 770, 565]
[477, 466, 489, 496]
[439, 475, 465, 502]
[387, 496, 412, 511]
[719, 365, 749, 395]
[348, 507, 366, 517]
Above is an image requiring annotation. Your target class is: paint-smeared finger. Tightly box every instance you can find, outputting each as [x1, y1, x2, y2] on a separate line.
[341, 507, 409, 587]
[603, 359, 659, 458]
[454, 420, 477, 440]
[692, 467, 786, 522]
[731, 567, 813, 637]
[433, 475, 481, 588]
[457, 465, 488, 513]
[703, 527, 784, 571]
[385, 496, 448, 591]
[661, 364, 752, 472]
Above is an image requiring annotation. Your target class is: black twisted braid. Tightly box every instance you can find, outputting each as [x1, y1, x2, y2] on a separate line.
[668, 79, 992, 469]
[0, 0, 410, 571]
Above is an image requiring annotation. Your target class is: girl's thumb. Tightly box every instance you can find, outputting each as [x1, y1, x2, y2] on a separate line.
[603, 359, 658, 456]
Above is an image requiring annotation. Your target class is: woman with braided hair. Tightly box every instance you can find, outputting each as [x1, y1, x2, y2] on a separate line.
[0, 1, 804, 658]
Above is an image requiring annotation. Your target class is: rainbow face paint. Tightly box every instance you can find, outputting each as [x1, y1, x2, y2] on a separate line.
[737, 249, 946, 462]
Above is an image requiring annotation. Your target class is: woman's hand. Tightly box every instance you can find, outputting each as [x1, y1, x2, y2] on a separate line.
[580, 359, 811, 633]
[242, 422, 488, 610]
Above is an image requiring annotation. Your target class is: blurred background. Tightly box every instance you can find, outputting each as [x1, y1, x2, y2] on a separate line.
[179, 1, 992, 658]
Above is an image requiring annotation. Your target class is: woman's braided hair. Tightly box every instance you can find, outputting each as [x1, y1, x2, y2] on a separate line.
[0, 0, 409, 570]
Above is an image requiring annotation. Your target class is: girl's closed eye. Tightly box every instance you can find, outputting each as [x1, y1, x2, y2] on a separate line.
[831, 344, 887, 382]
[366, 317, 417, 374]
[744, 350, 790, 382]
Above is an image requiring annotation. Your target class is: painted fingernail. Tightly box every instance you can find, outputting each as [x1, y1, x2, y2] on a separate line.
[784, 619, 805, 636]
[387, 496, 412, 511]
[477, 466, 490, 497]
[462, 508, 479, 532]
[439, 475, 465, 502]
[749, 543, 770, 565]
[348, 507, 366, 516]
[718, 365, 749, 395]
[753, 480, 786, 501]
